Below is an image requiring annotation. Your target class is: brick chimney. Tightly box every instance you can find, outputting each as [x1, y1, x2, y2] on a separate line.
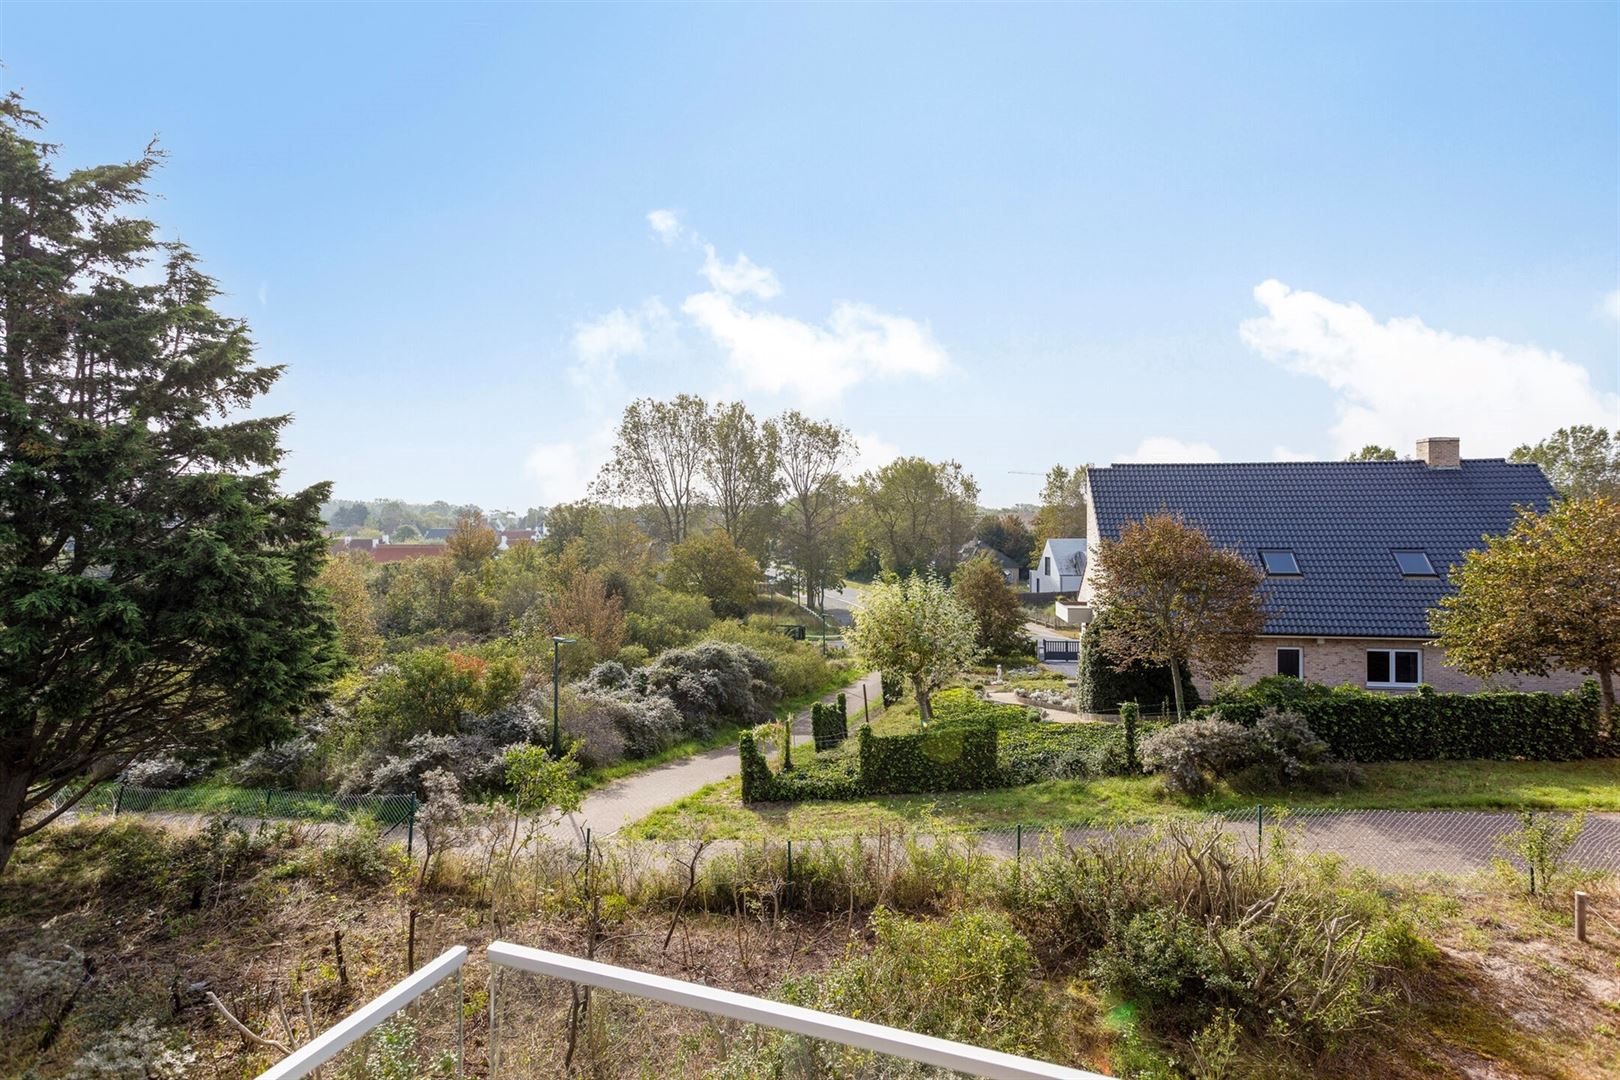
[1416, 436, 1460, 469]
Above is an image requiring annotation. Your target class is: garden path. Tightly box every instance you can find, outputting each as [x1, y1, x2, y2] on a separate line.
[543, 669, 884, 842]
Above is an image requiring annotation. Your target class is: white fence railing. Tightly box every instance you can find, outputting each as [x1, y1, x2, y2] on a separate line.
[486, 941, 1109, 1080]
[254, 945, 466, 1080]
[255, 941, 1111, 1080]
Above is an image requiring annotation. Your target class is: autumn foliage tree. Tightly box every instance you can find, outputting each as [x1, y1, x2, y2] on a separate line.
[1090, 513, 1267, 720]
[666, 529, 760, 618]
[1431, 496, 1619, 724]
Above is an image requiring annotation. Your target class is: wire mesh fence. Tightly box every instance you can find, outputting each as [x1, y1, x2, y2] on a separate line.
[56, 782, 416, 829]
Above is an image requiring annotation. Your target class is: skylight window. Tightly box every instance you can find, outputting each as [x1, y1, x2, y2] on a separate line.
[1260, 550, 1301, 576]
[1393, 550, 1436, 577]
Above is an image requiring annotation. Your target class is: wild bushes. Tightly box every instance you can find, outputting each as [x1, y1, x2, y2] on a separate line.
[1007, 822, 1433, 1062]
[1139, 709, 1362, 797]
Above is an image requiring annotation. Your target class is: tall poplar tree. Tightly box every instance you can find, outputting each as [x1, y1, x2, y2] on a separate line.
[0, 97, 340, 872]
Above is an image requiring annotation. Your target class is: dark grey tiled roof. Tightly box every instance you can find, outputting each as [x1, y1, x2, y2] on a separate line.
[1086, 459, 1554, 638]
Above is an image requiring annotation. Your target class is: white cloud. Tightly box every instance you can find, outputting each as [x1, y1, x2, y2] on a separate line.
[569, 298, 670, 387]
[647, 209, 683, 245]
[844, 432, 902, 479]
[1240, 280, 1620, 457]
[524, 427, 614, 504]
[700, 245, 781, 299]
[1603, 288, 1620, 321]
[1117, 436, 1222, 464]
[683, 291, 948, 403]
[1271, 445, 1317, 462]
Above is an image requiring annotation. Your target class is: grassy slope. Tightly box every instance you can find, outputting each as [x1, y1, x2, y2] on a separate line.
[628, 758, 1620, 840]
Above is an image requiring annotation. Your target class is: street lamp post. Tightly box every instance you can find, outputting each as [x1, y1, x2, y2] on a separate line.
[550, 635, 577, 758]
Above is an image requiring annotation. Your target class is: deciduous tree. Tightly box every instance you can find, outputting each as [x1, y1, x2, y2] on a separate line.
[776, 410, 854, 610]
[1510, 425, 1619, 500]
[666, 530, 760, 619]
[1347, 445, 1399, 461]
[593, 395, 710, 545]
[953, 556, 1027, 656]
[703, 401, 780, 558]
[318, 553, 383, 665]
[1090, 513, 1267, 720]
[976, 513, 1036, 567]
[1031, 465, 1088, 558]
[1431, 497, 1618, 722]
[854, 457, 981, 576]
[846, 574, 981, 725]
[446, 510, 499, 568]
[0, 99, 340, 872]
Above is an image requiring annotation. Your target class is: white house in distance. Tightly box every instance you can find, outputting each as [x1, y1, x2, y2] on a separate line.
[1029, 538, 1085, 594]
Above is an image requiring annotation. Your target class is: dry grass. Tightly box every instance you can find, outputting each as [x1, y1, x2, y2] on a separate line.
[2, 817, 1617, 1078]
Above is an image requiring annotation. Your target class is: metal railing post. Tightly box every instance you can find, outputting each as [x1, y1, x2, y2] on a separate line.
[113, 783, 124, 817]
[1256, 804, 1264, 851]
[406, 796, 416, 858]
[1015, 824, 1023, 874]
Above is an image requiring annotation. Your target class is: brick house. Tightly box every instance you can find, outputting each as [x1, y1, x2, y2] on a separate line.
[1074, 437, 1587, 697]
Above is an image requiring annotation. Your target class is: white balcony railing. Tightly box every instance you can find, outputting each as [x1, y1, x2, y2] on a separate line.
[486, 942, 1108, 1080]
[255, 945, 466, 1080]
[254, 941, 1112, 1080]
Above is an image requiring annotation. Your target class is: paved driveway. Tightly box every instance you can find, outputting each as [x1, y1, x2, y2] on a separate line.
[1024, 621, 1079, 676]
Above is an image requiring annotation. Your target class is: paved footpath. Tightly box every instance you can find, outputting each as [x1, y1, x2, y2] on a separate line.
[545, 669, 883, 842]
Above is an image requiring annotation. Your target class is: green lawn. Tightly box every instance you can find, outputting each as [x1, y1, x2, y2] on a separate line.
[625, 757, 1620, 840]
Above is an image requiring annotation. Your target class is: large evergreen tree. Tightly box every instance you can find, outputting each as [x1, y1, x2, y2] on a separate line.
[0, 97, 340, 872]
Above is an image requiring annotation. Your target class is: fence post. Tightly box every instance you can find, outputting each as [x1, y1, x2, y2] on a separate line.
[862, 683, 870, 724]
[786, 839, 794, 906]
[1256, 804, 1264, 851]
[264, 789, 272, 816]
[113, 783, 124, 817]
[406, 795, 416, 858]
[1015, 823, 1023, 873]
[1575, 891, 1589, 943]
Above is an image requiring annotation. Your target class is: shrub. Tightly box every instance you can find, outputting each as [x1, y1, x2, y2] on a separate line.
[1140, 710, 1359, 797]
[119, 754, 207, 790]
[880, 670, 904, 707]
[642, 641, 778, 736]
[1121, 700, 1141, 772]
[230, 735, 318, 789]
[1008, 822, 1432, 1056]
[1139, 719, 1264, 797]
[859, 722, 998, 794]
[1200, 677, 1603, 761]
[810, 696, 848, 751]
[1075, 613, 1201, 715]
[702, 616, 838, 699]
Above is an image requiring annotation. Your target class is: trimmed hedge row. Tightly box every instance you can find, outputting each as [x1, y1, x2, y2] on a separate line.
[858, 723, 998, 795]
[1197, 677, 1605, 762]
[812, 693, 849, 751]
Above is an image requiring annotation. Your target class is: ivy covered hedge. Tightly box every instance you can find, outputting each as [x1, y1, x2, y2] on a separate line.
[741, 689, 1138, 802]
[811, 693, 849, 751]
[1075, 614, 1200, 715]
[858, 723, 998, 794]
[1197, 677, 1605, 762]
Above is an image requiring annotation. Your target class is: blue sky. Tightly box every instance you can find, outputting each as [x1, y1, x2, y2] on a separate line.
[6, 2, 1617, 509]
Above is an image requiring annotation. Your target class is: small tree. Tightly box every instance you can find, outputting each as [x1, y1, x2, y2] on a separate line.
[952, 556, 1027, 656]
[666, 529, 761, 618]
[1431, 496, 1618, 723]
[845, 574, 981, 725]
[1090, 514, 1267, 720]
[445, 510, 499, 568]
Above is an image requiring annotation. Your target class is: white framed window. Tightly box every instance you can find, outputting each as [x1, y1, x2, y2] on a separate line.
[1366, 648, 1421, 687]
[1276, 647, 1303, 679]
[1043, 556, 1052, 575]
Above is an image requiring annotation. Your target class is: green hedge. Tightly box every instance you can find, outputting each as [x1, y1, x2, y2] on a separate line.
[741, 732, 863, 801]
[1197, 677, 1604, 762]
[1074, 617, 1200, 715]
[812, 693, 849, 751]
[858, 722, 998, 795]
